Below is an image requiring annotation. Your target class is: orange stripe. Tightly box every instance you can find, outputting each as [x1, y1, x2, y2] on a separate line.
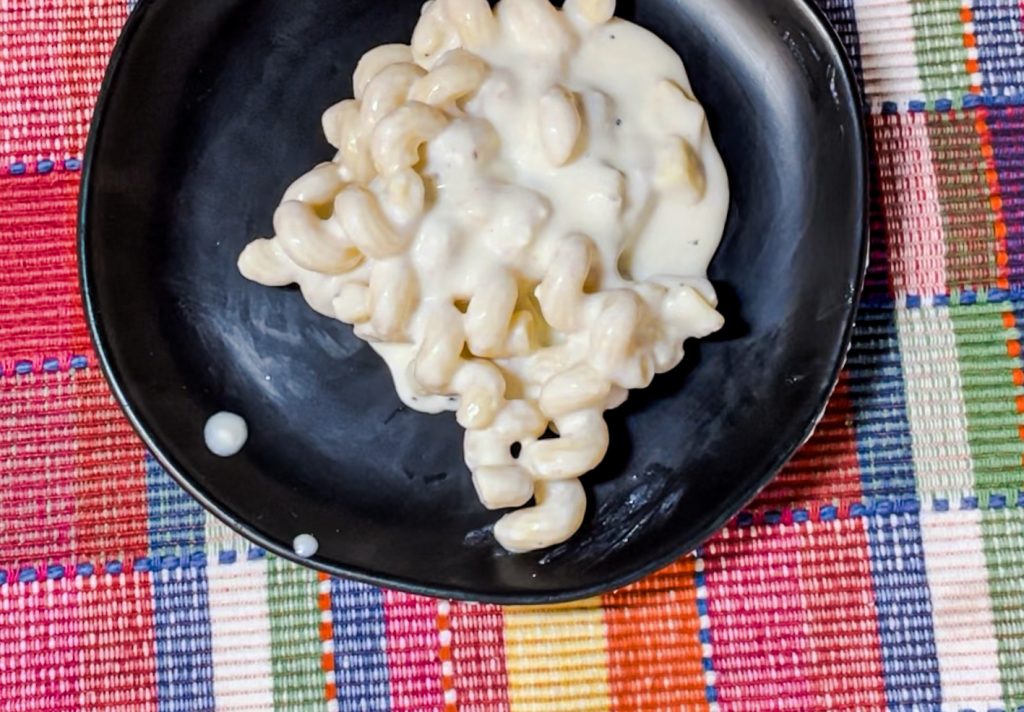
[317, 573, 336, 708]
[437, 599, 457, 711]
[960, 10, 981, 94]
[603, 560, 708, 710]
[971, 109, 1010, 288]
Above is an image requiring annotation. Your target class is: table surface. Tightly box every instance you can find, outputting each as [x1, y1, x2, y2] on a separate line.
[3, 0, 1024, 710]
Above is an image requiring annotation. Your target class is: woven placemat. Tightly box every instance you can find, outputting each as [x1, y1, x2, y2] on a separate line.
[3, 0, 1024, 710]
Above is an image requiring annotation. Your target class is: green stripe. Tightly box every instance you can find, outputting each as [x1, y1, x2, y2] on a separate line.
[953, 301, 1024, 703]
[908, 0, 971, 104]
[981, 508, 1024, 704]
[925, 112, 999, 291]
[267, 556, 325, 710]
[949, 303, 1022, 490]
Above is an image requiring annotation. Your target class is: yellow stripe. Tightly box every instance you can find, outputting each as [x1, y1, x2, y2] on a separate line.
[504, 596, 611, 712]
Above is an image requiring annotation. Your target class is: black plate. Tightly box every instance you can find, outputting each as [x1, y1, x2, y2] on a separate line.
[79, 0, 866, 603]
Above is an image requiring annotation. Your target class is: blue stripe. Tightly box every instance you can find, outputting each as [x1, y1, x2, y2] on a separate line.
[972, 0, 1024, 100]
[848, 304, 942, 706]
[848, 306, 917, 498]
[152, 566, 216, 712]
[145, 453, 206, 557]
[332, 578, 392, 711]
[144, 454, 215, 711]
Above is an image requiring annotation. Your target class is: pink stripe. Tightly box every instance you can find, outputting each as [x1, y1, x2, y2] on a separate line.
[871, 113, 948, 298]
[0, 577, 81, 711]
[383, 591, 446, 711]
[704, 525, 815, 711]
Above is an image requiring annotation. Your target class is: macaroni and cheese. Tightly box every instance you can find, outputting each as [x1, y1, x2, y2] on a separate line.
[239, 0, 729, 552]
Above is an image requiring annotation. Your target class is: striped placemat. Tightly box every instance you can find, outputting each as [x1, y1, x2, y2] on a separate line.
[3, 0, 1024, 710]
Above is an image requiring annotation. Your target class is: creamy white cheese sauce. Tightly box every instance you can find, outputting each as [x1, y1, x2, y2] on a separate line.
[238, 0, 729, 552]
[371, 11, 728, 413]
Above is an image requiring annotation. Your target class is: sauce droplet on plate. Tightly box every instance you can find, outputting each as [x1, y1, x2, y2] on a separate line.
[204, 411, 248, 457]
[293, 533, 319, 558]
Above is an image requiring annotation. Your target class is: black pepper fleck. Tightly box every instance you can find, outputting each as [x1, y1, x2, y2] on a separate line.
[615, 118, 622, 126]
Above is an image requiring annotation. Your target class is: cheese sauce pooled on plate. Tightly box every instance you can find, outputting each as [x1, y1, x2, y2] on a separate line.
[238, 0, 729, 552]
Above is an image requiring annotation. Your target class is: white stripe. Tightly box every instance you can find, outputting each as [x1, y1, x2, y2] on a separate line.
[694, 553, 716, 701]
[852, 0, 925, 108]
[206, 557, 275, 711]
[205, 512, 253, 554]
[896, 305, 973, 492]
[919, 508, 1002, 709]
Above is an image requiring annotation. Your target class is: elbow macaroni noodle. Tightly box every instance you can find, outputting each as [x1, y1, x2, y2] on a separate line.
[238, 0, 730, 552]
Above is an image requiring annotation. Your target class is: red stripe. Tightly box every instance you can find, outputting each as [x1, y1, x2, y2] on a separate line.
[69, 369, 150, 561]
[449, 602, 510, 711]
[76, 570, 158, 711]
[0, 577, 81, 710]
[0, 367, 149, 571]
[603, 560, 708, 711]
[0, 372, 81, 567]
[756, 376, 862, 511]
[0, 172, 92, 370]
[383, 591, 446, 711]
[794, 517, 886, 708]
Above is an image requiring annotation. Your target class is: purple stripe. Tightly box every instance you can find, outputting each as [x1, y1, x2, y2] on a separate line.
[986, 107, 1024, 283]
[864, 511, 942, 707]
[972, 0, 1024, 101]
[332, 578, 392, 711]
[152, 565, 216, 712]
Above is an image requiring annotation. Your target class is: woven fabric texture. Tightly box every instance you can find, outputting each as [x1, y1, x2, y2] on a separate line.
[3, 0, 1024, 710]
